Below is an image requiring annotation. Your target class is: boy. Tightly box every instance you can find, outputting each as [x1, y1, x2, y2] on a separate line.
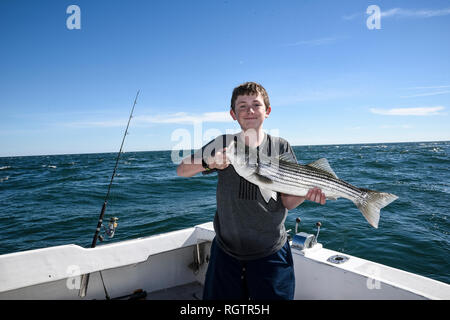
[177, 82, 326, 300]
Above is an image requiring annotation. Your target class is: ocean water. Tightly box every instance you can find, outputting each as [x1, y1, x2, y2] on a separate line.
[0, 141, 449, 284]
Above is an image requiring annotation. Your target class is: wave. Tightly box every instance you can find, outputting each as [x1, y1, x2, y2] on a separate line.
[41, 165, 57, 169]
[0, 142, 449, 284]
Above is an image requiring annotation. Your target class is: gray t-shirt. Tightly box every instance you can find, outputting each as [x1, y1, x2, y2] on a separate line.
[195, 133, 297, 260]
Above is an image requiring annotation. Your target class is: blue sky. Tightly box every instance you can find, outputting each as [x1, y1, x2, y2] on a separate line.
[1, 0, 449, 157]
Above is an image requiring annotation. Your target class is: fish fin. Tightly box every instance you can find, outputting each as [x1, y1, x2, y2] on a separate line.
[354, 189, 398, 228]
[259, 187, 277, 203]
[277, 153, 296, 163]
[306, 158, 339, 179]
[253, 174, 276, 202]
[271, 190, 277, 201]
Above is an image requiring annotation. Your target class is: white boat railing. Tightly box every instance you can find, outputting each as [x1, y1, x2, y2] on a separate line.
[0, 221, 449, 300]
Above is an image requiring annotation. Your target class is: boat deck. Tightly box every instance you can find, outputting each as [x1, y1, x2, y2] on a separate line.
[146, 281, 203, 300]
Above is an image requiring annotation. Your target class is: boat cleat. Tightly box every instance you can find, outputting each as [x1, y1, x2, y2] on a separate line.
[291, 217, 322, 251]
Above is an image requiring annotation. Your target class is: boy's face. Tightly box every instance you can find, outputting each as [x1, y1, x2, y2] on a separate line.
[230, 94, 271, 131]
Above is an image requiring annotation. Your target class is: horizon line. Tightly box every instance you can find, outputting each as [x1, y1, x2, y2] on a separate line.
[1, 139, 448, 158]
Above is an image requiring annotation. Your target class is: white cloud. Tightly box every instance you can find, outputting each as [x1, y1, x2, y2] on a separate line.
[342, 13, 360, 21]
[135, 111, 232, 124]
[381, 8, 450, 18]
[370, 106, 446, 116]
[404, 85, 450, 90]
[343, 7, 450, 20]
[64, 111, 233, 128]
[399, 85, 450, 98]
[400, 90, 450, 98]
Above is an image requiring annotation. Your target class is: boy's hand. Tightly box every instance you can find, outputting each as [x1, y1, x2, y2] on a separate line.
[207, 148, 230, 170]
[305, 187, 326, 205]
[281, 187, 326, 210]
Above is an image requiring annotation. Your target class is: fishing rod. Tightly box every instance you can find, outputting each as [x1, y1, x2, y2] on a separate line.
[79, 90, 140, 299]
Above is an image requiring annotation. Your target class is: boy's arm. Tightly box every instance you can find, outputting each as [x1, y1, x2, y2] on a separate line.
[176, 156, 205, 177]
[177, 148, 229, 177]
[281, 188, 326, 210]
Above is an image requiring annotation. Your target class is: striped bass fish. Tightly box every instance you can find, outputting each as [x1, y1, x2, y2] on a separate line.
[226, 140, 398, 228]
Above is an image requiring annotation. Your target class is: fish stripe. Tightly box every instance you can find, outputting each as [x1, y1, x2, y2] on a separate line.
[268, 164, 360, 198]
[257, 162, 362, 200]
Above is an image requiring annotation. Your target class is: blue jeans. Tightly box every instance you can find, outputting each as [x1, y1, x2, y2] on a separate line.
[203, 238, 295, 300]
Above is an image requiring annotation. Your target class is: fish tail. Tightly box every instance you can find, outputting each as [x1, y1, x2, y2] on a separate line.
[354, 189, 398, 229]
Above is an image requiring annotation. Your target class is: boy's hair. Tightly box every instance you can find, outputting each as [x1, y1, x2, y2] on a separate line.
[230, 82, 270, 112]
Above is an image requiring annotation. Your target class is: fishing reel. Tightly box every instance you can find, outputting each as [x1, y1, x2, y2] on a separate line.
[98, 217, 119, 242]
[291, 217, 321, 250]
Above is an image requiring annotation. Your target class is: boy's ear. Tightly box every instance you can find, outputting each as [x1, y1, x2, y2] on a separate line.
[230, 108, 237, 120]
[265, 106, 272, 118]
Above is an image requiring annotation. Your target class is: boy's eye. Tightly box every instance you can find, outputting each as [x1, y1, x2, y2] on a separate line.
[237, 104, 263, 112]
